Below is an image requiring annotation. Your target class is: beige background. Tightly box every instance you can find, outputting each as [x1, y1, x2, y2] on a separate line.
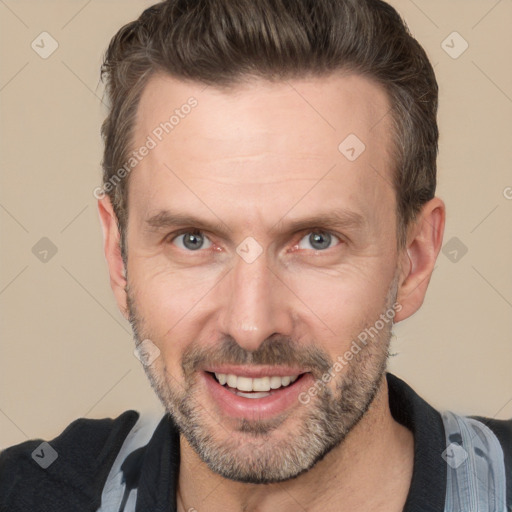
[0, 0, 511, 450]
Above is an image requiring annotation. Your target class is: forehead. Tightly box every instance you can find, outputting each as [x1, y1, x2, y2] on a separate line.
[134, 72, 393, 156]
[128, 72, 396, 234]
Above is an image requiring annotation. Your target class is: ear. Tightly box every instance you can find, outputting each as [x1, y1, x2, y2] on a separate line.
[394, 197, 445, 323]
[97, 196, 129, 320]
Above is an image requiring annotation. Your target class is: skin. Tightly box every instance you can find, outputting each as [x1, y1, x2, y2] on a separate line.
[98, 72, 445, 511]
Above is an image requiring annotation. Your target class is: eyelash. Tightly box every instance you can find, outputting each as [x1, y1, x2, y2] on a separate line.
[166, 229, 343, 253]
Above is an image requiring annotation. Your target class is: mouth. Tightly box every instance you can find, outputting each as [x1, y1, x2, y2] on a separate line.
[201, 367, 313, 420]
[210, 372, 303, 398]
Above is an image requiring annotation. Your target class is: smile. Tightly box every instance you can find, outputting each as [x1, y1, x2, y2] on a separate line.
[202, 367, 313, 419]
[213, 373, 300, 398]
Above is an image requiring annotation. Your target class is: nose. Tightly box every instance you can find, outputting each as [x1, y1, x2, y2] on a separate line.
[218, 250, 294, 352]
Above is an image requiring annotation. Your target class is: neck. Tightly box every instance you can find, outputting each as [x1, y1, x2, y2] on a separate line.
[177, 375, 414, 512]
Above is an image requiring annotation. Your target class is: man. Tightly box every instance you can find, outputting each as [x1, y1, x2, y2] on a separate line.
[1, 0, 510, 511]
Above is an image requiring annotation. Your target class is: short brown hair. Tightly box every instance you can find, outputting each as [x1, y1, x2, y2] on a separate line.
[100, 0, 438, 259]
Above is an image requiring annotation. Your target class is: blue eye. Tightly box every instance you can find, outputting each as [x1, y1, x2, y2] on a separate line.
[297, 231, 340, 251]
[173, 231, 212, 251]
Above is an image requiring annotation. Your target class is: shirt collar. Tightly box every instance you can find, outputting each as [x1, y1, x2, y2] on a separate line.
[387, 373, 447, 512]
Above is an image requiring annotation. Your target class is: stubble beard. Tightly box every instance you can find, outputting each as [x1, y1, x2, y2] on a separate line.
[126, 280, 397, 484]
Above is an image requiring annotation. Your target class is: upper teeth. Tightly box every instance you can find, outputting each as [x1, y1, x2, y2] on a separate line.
[214, 373, 298, 392]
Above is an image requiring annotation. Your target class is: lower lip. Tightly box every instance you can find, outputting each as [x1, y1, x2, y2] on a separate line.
[202, 371, 314, 421]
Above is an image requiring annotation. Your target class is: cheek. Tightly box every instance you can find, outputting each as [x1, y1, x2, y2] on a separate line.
[286, 263, 394, 341]
[128, 262, 222, 354]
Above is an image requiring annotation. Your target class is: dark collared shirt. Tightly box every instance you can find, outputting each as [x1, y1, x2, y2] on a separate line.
[1, 373, 510, 511]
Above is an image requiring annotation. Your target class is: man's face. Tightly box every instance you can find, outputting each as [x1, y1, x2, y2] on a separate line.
[124, 72, 403, 483]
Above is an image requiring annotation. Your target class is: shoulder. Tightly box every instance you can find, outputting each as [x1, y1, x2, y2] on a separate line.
[471, 415, 512, 446]
[471, 416, 512, 493]
[470, 415, 512, 472]
[0, 410, 139, 512]
[443, 412, 512, 510]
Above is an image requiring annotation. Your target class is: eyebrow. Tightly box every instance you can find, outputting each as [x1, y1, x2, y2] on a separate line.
[145, 210, 228, 234]
[144, 207, 366, 237]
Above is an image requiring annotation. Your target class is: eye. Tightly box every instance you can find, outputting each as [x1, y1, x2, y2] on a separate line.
[297, 230, 341, 251]
[172, 230, 212, 251]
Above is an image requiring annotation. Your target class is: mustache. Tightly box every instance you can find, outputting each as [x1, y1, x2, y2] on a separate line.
[126, 289, 331, 378]
[182, 334, 333, 379]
